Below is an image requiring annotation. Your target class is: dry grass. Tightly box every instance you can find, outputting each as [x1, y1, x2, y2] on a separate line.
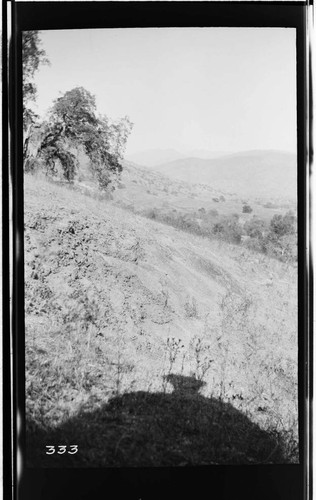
[24, 174, 298, 466]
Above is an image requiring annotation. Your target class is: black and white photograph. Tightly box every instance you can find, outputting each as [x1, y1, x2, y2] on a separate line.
[23, 26, 299, 468]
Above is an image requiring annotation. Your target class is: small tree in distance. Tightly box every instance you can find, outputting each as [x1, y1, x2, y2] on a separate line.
[242, 204, 253, 214]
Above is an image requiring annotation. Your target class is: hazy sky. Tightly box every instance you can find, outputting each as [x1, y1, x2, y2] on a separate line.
[32, 28, 296, 155]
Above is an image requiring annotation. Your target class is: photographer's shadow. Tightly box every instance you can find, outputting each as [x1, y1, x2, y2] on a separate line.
[26, 374, 286, 467]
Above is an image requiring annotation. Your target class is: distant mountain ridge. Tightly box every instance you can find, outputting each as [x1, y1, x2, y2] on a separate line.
[126, 149, 184, 167]
[126, 148, 234, 167]
[150, 150, 297, 200]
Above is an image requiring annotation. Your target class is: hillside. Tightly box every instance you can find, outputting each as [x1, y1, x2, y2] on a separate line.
[113, 161, 229, 214]
[110, 161, 295, 223]
[152, 150, 296, 200]
[25, 174, 298, 466]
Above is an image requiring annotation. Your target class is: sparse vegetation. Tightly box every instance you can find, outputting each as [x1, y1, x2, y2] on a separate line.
[190, 336, 213, 382]
[25, 175, 298, 466]
[138, 203, 297, 263]
[184, 296, 199, 318]
[163, 337, 185, 387]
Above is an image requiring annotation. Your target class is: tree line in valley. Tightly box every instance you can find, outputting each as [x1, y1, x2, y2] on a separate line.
[142, 206, 297, 263]
[23, 31, 133, 191]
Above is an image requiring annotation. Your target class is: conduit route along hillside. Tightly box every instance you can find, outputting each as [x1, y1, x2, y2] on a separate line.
[24, 175, 298, 465]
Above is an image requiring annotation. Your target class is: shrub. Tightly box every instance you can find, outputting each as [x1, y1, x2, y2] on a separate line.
[213, 222, 225, 236]
[184, 296, 199, 318]
[212, 216, 243, 244]
[270, 211, 296, 237]
[244, 238, 264, 253]
[146, 208, 158, 220]
[242, 204, 253, 214]
[263, 202, 278, 209]
[262, 232, 297, 262]
[226, 219, 243, 243]
[244, 217, 267, 239]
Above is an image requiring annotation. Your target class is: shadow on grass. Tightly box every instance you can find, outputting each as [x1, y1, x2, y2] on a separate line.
[26, 374, 286, 467]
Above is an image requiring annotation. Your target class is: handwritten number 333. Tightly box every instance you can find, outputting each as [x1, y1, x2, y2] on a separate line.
[45, 445, 78, 454]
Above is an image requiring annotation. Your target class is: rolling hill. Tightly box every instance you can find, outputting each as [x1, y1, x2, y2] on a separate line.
[152, 150, 296, 200]
[126, 148, 230, 167]
[126, 148, 185, 167]
[109, 160, 296, 224]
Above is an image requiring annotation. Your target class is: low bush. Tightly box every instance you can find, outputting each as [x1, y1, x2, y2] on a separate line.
[244, 216, 267, 239]
[263, 202, 278, 209]
[184, 296, 199, 318]
[242, 204, 253, 214]
[212, 215, 243, 244]
[270, 211, 296, 237]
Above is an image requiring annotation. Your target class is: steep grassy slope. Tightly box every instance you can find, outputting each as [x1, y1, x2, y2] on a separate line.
[24, 175, 298, 466]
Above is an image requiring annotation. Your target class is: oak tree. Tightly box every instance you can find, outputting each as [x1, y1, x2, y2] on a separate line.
[38, 87, 133, 189]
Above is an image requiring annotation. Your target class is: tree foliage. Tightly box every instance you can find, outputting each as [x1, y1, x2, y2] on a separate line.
[244, 216, 266, 239]
[243, 211, 297, 262]
[22, 31, 49, 128]
[22, 31, 50, 171]
[35, 87, 133, 189]
[270, 211, 296, 237]
[212, 215, 243, 244]
[261, 211, 297, 261]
